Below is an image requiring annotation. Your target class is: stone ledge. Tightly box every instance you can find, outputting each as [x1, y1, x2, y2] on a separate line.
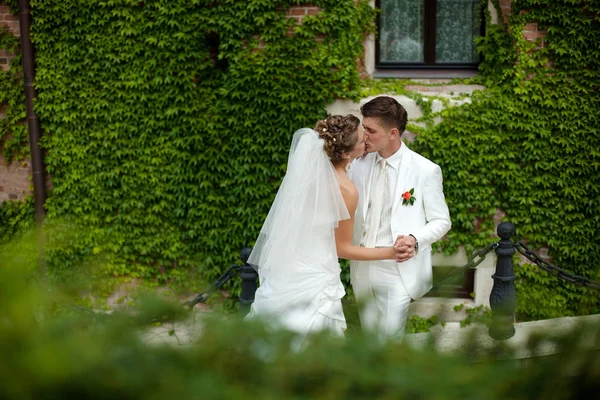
[409, 297, 475, 322]
[406, 314, 600, 359]
[142, 307, 208, 346]
[325, 87, 480, 128]
[326, 95, 424, 122]
[404, 83, 485, 95]
[141, 311, 600, 357]
[373, 70, 478, 79]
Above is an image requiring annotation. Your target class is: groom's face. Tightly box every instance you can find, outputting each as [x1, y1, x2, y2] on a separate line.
[362, 117, 395, 154]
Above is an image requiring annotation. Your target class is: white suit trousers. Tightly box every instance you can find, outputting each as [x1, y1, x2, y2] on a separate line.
[352, 260, 412, 339]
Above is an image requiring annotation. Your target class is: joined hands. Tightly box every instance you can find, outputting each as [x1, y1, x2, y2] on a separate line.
[393, 235, 417, 263]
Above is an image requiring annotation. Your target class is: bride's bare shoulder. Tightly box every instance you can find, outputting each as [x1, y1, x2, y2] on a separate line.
[339, 179, 358, 209]
[339, 179, 358, 197]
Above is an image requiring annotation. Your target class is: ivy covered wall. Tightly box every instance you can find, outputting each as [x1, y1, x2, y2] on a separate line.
[0, 0, 376, 293]
[410, 0, 600, 319]
[0, 6, 30, 202]
[0, 0, 598, 319]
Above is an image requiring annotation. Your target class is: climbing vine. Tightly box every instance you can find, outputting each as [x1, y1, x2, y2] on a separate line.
[409, 0, 600, 319]
[1, 1, 598, 320]
[3, 0, 375, 294]
[0, 23, 28, 162]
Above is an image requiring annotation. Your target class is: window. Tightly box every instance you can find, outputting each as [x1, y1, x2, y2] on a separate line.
[425, 266, 475, 299]
[376, 0, 483, 70]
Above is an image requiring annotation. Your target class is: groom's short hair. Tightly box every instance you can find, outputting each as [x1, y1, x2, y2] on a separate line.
[361, 96, 408, 134]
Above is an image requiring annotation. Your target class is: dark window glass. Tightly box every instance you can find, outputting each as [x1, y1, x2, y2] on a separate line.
[377, 0, 482, 69]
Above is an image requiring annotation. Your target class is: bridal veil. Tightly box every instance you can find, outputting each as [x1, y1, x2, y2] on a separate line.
[248, 128, 350, 284]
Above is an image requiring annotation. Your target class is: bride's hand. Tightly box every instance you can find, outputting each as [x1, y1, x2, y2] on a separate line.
[394, 235, 404, 249]
[386, 247, 397, 260]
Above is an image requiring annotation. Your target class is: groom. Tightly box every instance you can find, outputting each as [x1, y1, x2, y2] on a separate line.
[350, 96, 451, 338]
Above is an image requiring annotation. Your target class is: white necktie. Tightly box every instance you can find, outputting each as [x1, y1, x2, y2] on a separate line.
[365, 159, 387, 248]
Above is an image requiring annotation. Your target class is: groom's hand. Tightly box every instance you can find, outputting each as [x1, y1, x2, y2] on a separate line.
[394, 235, 416, 263]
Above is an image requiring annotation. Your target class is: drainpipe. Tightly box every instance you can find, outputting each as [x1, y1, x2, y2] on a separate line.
[18, 0, 46, 275]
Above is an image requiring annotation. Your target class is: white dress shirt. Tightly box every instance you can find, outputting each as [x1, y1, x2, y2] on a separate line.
[361, 146, 403, 247]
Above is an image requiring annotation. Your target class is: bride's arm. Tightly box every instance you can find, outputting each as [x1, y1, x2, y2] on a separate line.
[335, 185, 396, 261]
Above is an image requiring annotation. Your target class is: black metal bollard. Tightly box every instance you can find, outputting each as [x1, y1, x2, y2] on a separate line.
[239, 247, 258, 317]
[489, 222, 517, 340]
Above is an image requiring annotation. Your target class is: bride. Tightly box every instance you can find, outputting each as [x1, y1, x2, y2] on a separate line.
[246, 115, 397, 343]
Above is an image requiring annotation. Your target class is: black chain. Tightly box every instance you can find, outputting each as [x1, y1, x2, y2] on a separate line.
[25, 263, 245, 325]
[182, 264, 242, 308]
[28, 276, 108, 321]
[464, 242, 499, 269]
[515, 242, 600, 290]
[139, 264, 244, 324]
[431, 242, 498, 289]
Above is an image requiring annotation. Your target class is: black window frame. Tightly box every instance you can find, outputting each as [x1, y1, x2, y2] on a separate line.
[375, 0, 485, 71]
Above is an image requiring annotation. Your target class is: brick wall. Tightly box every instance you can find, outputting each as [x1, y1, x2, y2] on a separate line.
[0, 4, 19, 36]
[0, 3, 19, 71]
[498, 0, 511, 23]
[0, 155, 30, 202]
[0, 48, 12, 71]
[0, 3, 31, 203]
[282, 4, 321, 38]
[522, 22, 547, 48]
[498, 0, 546, 47]
[286, 4, 320, 24]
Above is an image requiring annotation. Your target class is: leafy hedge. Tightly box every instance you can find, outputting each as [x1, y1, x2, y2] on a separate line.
[0, 252, 598, 400]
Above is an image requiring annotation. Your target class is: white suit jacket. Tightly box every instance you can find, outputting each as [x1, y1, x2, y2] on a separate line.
[350, 142, 451, 299]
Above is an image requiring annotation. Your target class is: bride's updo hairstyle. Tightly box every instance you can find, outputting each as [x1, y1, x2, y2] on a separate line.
[315, 114, 361, 165]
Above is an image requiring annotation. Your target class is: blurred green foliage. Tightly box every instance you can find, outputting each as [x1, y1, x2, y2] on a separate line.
[1, 235, 599, 400]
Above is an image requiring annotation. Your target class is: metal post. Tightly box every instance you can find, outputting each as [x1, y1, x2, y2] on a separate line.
[489, 222, 517, 340]
[18, 0, 46, 276]
[239, 247, 258, 317]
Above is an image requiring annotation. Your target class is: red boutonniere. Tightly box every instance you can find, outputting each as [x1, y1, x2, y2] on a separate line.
[402, 188, 416, 206]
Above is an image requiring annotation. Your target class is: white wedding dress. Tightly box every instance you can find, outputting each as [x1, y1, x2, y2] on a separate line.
[246, 128, 350, 344]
